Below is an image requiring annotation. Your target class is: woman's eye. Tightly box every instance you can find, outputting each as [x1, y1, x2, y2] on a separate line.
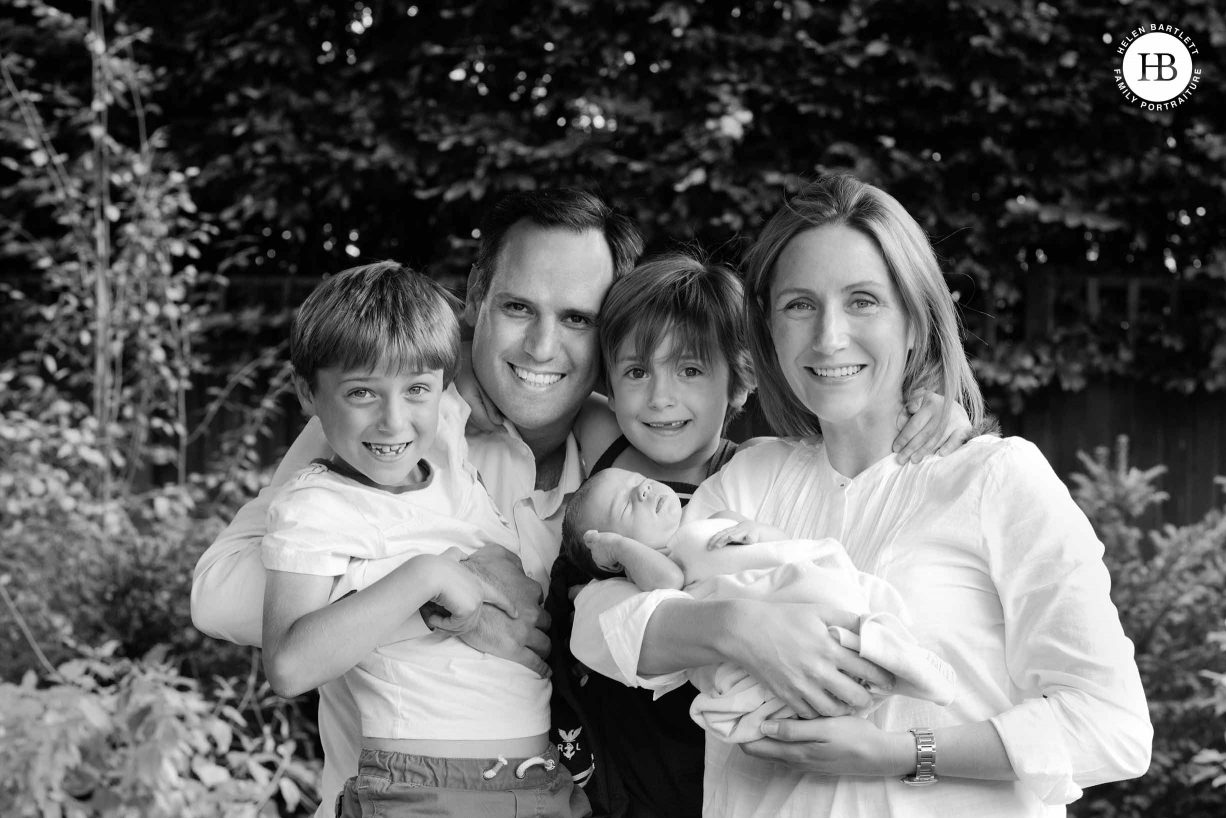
[851, 297, 879, 310]
[784, 299, 814, 312]
[681, 366, 704, 378]
[407, 385, 427, 396]
[624, 367, 646, 380]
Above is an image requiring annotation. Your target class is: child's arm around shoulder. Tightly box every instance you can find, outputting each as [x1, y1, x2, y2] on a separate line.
[260, 484, 516, 698]
[572, 393, 623, 474]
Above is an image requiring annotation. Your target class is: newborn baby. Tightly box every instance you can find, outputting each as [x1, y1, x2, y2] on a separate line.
[562, 468, 957, 743]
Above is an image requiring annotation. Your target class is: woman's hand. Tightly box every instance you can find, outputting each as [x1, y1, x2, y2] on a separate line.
[454, 340, 504, 433]
[892, 392, 973, 464]
[741, 717, 913, 777]
[723, 601, 896, 719]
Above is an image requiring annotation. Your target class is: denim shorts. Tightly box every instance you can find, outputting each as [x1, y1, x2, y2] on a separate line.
[336, 743, 591, 818]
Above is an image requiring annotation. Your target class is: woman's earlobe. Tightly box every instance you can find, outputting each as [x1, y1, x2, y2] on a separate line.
[730, 387, 750, 411]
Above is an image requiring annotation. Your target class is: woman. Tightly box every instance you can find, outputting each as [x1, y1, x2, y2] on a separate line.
[572, 173, 1152, 817]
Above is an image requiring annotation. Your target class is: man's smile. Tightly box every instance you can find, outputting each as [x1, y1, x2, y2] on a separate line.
[510, 363, 565, 386]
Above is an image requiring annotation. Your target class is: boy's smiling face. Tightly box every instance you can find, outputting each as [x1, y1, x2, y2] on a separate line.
[577, 468, 683, 550]
[296, 362, 445, 487]
[607, 331, 748, 475]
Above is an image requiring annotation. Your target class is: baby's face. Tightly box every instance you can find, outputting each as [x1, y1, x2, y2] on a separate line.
[580, 468, 683, 550]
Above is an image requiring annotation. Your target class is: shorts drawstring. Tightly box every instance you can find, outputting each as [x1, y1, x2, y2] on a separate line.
[481, 756, 509, 780]
[515, 756, 557, 778]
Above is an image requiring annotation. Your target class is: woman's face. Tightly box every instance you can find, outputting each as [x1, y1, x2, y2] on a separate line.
[768, 224, 913, 431]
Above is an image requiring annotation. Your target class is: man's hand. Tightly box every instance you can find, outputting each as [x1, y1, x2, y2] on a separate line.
[423, 543, 551, 678]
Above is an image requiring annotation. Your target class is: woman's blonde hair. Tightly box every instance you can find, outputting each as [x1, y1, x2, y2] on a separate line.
[742, 173, 984, 437]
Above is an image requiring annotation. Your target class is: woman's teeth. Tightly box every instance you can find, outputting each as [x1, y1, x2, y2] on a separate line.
[365, 442, 409, 456]
[511, 365, 563, 386]
[813, 365, 866, 378]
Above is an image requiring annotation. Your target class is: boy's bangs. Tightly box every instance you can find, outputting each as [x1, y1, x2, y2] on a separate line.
[323, 309, 455, 378]
[624, 314, 716, 368]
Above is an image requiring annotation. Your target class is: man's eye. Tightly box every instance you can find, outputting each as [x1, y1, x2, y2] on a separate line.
[565, 314, 594, 327]
[504, 302, 529, 314]
[681, 366, 704, 378]
[348, 389, 373, 399]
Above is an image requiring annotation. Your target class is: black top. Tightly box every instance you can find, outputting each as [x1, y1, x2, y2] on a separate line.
[547, 436, 739, 818]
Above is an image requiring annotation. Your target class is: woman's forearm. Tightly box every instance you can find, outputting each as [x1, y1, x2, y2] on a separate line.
[934, 722, 1017, 780]
[637, 597, 738, 675]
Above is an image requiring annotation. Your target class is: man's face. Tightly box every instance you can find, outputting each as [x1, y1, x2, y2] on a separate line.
[467, 221, 615, 440]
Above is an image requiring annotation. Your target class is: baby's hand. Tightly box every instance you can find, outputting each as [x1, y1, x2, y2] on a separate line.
[583, 529, 628, 573]
[708, 521, 768, 550]
[424, 556, 517, 636]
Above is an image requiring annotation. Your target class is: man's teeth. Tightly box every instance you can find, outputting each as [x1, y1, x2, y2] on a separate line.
[365, 442, 409, 456]
[813, 365, 865, 378]
[511, 365, 563, 386]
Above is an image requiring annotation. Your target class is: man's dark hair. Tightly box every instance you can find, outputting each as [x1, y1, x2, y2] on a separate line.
[468, 188, 644, 305]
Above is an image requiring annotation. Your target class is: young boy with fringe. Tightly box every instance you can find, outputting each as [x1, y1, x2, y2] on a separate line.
[547, 252, 756, 817]
[259, 262, 589, 818]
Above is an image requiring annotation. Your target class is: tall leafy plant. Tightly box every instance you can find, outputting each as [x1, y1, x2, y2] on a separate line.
[1, 0, 216, 496]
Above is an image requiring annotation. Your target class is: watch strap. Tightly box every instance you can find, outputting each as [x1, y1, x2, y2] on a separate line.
[901, 727, 938, 786]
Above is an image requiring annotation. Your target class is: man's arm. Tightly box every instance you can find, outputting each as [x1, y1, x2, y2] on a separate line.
[191, 418, 333, 646]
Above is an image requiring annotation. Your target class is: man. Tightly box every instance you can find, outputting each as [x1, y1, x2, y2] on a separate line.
[191, 188, 642, 817]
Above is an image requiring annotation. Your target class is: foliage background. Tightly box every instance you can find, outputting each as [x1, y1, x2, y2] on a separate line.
[1, 0, 1225, 815]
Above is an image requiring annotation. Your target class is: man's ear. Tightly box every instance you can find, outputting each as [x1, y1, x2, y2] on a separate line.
[463, 264, 481, 328]
[292, 371, 317, 417]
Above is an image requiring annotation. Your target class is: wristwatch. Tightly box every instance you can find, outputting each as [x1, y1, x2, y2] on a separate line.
[901, 727, 938, 786]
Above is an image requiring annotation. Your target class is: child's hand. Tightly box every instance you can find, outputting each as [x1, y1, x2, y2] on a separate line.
[892, 392, 973, 464]
[454, 340, 504, 433]
[708, 521, 768, 550]
[423, 556, 518, 636]
[583, 529, 628, 573]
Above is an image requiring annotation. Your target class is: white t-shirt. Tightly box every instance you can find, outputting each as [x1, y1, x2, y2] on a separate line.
[261, 460, 549, 740]
[572, 435, 1152, 818]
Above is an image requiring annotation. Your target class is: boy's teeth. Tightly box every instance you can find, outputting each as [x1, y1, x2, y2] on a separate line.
[366, 442, 408, 455]
[647, 421, 687, 429]
[814, 365, 865, 378]
[511, 365, 563, 386]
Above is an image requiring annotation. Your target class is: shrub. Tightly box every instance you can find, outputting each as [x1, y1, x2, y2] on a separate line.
[0, 642, 318, 818]
[1070, 437, 1226, 818]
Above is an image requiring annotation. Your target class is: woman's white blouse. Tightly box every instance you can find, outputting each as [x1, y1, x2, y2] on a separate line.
[571, 435, 1152, 818]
